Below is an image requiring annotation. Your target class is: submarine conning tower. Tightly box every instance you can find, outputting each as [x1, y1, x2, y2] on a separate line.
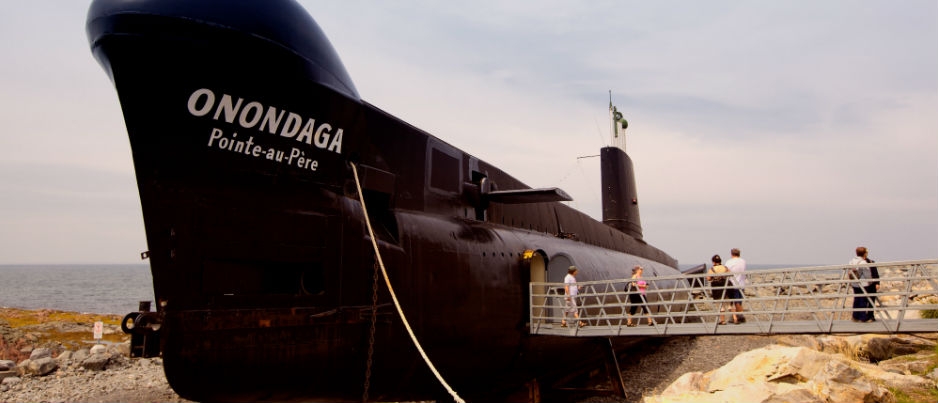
[600, 146, 643, 240]
[600, 101, 643, 240]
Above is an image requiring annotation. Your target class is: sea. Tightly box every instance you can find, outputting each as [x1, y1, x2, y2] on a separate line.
[0, 263, 810, 315]
[0, 264, 154, 315]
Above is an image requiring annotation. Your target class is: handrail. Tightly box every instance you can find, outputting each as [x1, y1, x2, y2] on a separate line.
[529, 260, 938, 336]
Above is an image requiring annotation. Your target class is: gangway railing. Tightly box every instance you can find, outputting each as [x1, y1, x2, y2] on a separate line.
[529, 260, 938, 336]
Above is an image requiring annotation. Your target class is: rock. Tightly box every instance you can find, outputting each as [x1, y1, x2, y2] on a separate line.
[2, 375, 21, 385]
[645, 345, 916, 403]
[81, 353, 110, 371]
[27, 356, 59, 376]
[56, 350, 73, 365]
[878, 351, 934, 375]
[865, 336, 935, 362]
[772, 334, 820, 350]
[762, 389, 824, 403]
[927, 367, 938, 381]
[730, 347, 823, 385]
[0, 356, 190, 402]
[866, 365, 934, 392]
[90, 344, 107, 355]
[813, 335, 856, 357]
[814, 358, 886, 403]
[72, 348, 90, 363]
[660, 372, 707, 396]
[29, 347, 52, 360]
[115, 341, 131, 356]
[650, 381, 801, 403]
[0, 359, 15, 371]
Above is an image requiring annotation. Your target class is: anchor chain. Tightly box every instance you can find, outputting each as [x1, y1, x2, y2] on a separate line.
[362, 259, 380, 402]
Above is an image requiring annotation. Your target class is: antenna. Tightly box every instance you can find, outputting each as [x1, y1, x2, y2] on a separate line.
[608, 91, 628, 151]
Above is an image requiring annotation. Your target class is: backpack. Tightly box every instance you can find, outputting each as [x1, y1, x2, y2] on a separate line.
[710, 265, 727, 287]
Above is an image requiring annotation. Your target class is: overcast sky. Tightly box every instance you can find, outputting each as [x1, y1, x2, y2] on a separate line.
[1, 1, 935, 266]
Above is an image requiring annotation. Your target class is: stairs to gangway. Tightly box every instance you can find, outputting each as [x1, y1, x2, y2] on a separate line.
[529, 260, 938, 337]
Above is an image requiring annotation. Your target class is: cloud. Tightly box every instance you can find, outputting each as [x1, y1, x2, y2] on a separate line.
[0, 1, 934, 265]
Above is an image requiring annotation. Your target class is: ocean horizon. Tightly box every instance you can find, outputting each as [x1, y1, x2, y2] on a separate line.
[0, 263, 819, 315]
[0, 264, 154, 315]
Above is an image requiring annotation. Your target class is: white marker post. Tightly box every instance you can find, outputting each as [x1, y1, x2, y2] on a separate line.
[93, 321, 104, 341]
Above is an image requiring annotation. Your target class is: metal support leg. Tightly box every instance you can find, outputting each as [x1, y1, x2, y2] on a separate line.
[604, 338, 627, 398]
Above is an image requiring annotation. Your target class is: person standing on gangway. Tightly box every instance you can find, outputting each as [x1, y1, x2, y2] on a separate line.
[562, 266, 586, 328]
[708, 255, 738, 325]
[625, 265, 653, 326]
[848, 246, 877, 322]
[725, 248, 747, 323]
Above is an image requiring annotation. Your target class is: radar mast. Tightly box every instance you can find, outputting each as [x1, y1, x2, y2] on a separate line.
[608, 91, 628, 151]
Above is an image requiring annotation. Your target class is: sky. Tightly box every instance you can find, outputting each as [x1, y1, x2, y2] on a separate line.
[1, 1, 935, 266]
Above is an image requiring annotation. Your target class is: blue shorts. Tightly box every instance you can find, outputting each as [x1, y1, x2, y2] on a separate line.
[726, 288, 743, 300]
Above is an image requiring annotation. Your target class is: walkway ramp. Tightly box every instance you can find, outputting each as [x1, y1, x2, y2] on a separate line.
[530, 260, 938, 337]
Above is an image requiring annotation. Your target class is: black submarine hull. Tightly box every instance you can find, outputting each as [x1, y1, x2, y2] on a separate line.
[87, 1, 680, 401]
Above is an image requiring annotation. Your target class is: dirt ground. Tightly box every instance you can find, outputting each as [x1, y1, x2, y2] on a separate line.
[1, 307, 781, 403]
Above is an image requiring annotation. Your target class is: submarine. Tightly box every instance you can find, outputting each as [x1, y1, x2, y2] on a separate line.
[86, 0, 683, 401]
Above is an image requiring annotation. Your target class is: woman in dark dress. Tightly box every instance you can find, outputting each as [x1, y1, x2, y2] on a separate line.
[625, 266, 653, 326]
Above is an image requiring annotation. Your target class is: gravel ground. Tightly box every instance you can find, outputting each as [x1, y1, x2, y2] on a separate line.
[1, 356, 190, 403]
[615, 335, 778, 402]
[0, 306, 777, 403]
[2, 336, 776, 403]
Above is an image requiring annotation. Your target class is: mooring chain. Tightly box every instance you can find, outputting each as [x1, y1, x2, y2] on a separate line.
[362, 259, 380, 402]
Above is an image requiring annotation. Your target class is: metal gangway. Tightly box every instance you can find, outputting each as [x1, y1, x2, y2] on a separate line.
[529, 260, 938, 336]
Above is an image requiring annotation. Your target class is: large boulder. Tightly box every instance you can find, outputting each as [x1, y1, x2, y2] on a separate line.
[0, 371, 15, 382]
[28, 347, 52, 360]
[26, 357, 58, 376]
[865, 336, 935, 362]
[80, 345, 113, 371]
[645, 344, 930, 403]
[878, 351, 934, 375]
[656, 381, 799, 403]
[80, 353, 110, 371]
[784, 334, 936, 363]
[813, 334, 878, 359]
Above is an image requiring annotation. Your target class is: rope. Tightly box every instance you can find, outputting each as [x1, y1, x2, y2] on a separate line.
[350, 162, 466, 403]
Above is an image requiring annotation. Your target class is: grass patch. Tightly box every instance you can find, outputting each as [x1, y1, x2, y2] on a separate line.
[891, 387, 938, 403]
[0, 307, 128, 360]
[885, 335, 938, 403]
[926, 343, 938, 374]
[40, 328, 128, 346]
[919, 295, 938, 319]
[0, 308, 121, 327]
